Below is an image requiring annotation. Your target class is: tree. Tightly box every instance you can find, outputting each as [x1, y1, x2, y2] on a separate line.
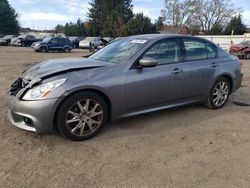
[189, 0, 238, 32]
[0, 0, 19, 34]
[224, 14, 247, 35]
[207, 23, 224, 35]
[155, 16, 165, 30]
[88, 0, 133, 37]
[55, 24, 64, 33]
[122, 13, 156, 36]
[60, 19, 86, 36]
[162, 0, 192, 27]
[75, 18, 86, 36]
[101, 10, 125, 37]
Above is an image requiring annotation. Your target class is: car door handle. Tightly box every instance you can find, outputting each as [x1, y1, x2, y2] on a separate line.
[172, 68, 183, 74]
[210, 62, 219, 68]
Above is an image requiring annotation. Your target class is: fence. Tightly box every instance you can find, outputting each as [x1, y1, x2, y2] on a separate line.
[197, 35, 250, 50]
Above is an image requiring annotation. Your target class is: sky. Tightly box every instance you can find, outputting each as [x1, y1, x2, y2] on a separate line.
[8, 0, 250, 30]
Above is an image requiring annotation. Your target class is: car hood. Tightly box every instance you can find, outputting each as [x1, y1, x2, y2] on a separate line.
[230, 44, 247, 50]
[11, 37, 22, 41]
[21, 57, 112, 81]
[32, 41, 43, 45]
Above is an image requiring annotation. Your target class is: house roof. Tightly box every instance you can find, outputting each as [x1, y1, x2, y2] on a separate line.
[159, 26, 191, 34]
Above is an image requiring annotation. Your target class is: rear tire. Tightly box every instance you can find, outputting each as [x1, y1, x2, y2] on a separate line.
[205, 77, 231, 109]
[64, 47, 70, 53]
[56, 91, 108, 141]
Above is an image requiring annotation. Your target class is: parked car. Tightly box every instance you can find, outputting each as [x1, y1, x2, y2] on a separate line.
[31, 37, 73, 53]
[67, 36, 84, 48]
[79, 37, 103, 49]
[11, 35, 41, 47]
[229, 41, 250, 59]
[0, 35, 17, 46]
[7, 34, 243, 141]
[103, 37, 114, 42]
[97, 38, 110, 49]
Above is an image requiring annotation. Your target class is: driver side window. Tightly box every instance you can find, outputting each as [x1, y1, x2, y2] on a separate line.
[143, 39, 181, 65]
[49, 38, 58, 44]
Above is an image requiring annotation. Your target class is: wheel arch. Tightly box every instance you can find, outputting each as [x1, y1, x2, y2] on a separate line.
[39, 45, 48, 50]
[63, 45, 71, 49]
[53, 88, 112, 129]
[216, 74, 233, 94]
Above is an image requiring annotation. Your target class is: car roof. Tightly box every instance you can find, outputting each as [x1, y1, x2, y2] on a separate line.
[126, 34, 216, 46]
[127, 34, 185, 40]
[4, 35, 15, 38]
[50, 36, 67, 39]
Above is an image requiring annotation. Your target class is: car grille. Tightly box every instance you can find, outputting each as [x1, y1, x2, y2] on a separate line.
[9, 78, 30, 96]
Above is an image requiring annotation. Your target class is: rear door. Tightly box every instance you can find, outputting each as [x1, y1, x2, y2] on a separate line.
[58, 38, 66, 49]
[126, 38, 184, 111]
[181, 38, 218, 99]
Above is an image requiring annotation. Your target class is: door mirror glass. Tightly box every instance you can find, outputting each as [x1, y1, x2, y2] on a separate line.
[139, 58, 158, 68]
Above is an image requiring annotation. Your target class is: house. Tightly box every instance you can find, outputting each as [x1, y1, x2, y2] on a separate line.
[158, 26, 192, 35]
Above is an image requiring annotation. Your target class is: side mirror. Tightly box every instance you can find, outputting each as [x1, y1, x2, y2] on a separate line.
[138, 58, 158, 68]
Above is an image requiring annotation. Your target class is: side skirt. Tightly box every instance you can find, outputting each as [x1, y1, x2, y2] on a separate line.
[116, 97, 206, 121]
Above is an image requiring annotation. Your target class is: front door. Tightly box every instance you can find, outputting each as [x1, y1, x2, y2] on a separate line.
[48, 38, 59, 50]
[126, 38, 184, 111]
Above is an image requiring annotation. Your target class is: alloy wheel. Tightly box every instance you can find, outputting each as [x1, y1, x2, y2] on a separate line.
[65, 99, 103, 137]
[40, 47, 47, 53]
[247, 53, 250, 59]
[212, 81, 229, 107]
[64, 48, 70, 53]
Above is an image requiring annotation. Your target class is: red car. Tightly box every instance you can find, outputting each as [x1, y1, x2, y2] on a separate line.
[229, 41, 250, 59]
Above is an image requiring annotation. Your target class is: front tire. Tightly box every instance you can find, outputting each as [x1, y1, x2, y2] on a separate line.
[205, 77, 230, 109]
[56, 91, 108, 141]
[245, 53, 250, 59]
[39, 46, 47, 53]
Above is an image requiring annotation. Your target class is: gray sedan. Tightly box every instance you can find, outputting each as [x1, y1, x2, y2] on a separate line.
[7, 34, 243, 141]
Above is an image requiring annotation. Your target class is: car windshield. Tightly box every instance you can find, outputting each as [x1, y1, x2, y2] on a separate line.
[89, 38, 148, 63]
[43, 37, 52, 42]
